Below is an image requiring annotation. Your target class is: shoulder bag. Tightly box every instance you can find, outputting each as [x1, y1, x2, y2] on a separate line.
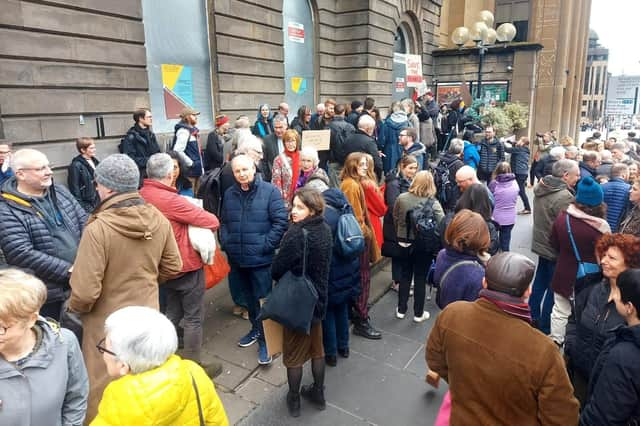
[566, 214, 601, 293]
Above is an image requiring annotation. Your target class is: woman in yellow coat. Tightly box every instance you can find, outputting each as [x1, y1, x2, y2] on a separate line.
[91, 306, 228, 426]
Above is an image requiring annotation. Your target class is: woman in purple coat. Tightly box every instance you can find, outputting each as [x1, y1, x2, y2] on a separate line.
[489, 162, 519, 251]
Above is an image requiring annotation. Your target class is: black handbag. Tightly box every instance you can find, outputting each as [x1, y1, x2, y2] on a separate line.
[260, 229, 319, 334]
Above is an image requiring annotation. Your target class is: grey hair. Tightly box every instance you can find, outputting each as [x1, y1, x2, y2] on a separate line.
[448, 138, 464, 155]
[11, 149, 47, 171]
[300, 146, 320, 166]
[105, 306, 178, 374]
[552, 159, 578, 178]
[549, 146, 566, 160]
[273, 114, 288, 126]
[235, 116, 251, 129]
[237, 133, 263, 153]
[611, 162, 629, 178]
[146, 153, 174, 180]
[358, 114, 376, 131]
[582, 151, 600, 163]
[400, 98, 414, 113]
[600, 150, 612, 161]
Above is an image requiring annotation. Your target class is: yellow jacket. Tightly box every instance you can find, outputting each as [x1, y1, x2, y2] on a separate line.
[91, 355, 229, 426]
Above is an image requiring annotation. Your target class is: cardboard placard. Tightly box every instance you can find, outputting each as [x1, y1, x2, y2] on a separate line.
[301, 129, 330, 151]
[262, 319, 283, 357]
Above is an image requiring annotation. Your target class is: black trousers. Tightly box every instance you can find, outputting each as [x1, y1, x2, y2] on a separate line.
[397, 250, 433, 317]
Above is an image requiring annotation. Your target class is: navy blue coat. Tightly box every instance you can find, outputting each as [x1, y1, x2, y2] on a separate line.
[322, 189, 360, 307]
[581, 325, 640, 425]
[505, 145, 530, 176]
[0, 179, 88, 303]
[478, 138, 505, 175]
[220, 177, 288, 268]
[602, 177, 631, 232]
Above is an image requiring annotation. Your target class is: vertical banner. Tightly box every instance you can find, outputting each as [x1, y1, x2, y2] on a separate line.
[405, 54, 423, 87]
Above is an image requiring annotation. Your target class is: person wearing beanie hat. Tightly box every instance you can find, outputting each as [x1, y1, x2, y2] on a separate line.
[548, 176, 610, 347]
[346, 100, 363, 127]
[67, 152, 183, 420]
[93, 154, 140, 195]
[205, 115, 229, 171]
[427, 251, 579, 425]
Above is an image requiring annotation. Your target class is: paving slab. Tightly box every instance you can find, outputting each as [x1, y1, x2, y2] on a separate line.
[235, 377, 278, 405]
[218, 390, 256, 426]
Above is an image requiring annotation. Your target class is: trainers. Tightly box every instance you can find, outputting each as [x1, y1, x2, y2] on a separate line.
[232, 305, 243, 316]
[396, 308, 405, 319]
[413, 311, 431, 323]
[238, 329, 259, 347]
[258, 340, 272, 365]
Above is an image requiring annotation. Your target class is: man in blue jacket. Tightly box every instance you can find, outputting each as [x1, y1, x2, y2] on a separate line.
[220, 154, 288, 365]
[602, 163, 631, 232]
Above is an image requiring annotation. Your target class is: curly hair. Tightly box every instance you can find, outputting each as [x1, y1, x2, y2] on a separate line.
[596, 233, 640, 268]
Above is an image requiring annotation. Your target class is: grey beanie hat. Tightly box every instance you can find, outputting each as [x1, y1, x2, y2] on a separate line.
[94, 154, 140, 193]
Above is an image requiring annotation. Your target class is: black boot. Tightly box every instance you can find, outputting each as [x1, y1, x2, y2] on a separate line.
[301, 383, 326, 410]
[286, 391, 301, 417]
[325, 355, 337, 367]
[353, 317, 382, 340]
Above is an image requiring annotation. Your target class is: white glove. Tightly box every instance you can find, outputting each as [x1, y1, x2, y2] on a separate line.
[188, 225, 216, 265]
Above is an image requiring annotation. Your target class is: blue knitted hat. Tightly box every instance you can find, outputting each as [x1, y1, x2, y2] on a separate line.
[575, 176, 603, 206]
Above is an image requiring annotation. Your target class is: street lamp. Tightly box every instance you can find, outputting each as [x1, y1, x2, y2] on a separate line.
[451, 11, 517, 100]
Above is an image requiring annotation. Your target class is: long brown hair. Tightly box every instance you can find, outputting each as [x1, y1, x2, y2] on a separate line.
[340, 152, 365, 181]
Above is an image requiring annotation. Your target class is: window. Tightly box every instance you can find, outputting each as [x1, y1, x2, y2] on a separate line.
[582, 100, 587, 106]
[584, 67, 591, 94]
[594, 67, 601, 95]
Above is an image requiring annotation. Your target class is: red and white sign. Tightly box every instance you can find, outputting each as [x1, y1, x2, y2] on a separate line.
[405, 54, 423, 87]
[288, 22, 305, 43]
[395, 77, 406, 93]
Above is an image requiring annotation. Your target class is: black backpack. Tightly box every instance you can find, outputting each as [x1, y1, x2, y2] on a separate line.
[197, 167, 224, 216]
[432, 162, 453, 207]
[407, 198, 441, 255]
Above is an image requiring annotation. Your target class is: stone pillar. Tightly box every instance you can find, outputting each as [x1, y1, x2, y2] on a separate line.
[559, 0, 577, 137]
[571, 0, 592, 140]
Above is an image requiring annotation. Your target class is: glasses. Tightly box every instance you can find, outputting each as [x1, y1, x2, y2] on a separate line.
[19, 165, 51, 173]
[96, 337, 117, 356]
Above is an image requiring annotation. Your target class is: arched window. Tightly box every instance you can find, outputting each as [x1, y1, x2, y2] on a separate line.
[283, 0, 316, 114]
[392, 20, 420, 101]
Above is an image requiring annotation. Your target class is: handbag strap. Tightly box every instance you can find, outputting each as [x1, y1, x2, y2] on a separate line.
[566, 214, 583, 263]
[301, 228, 309, 276]
[440, 260, 478, 289]
[190, 373, 205, 426]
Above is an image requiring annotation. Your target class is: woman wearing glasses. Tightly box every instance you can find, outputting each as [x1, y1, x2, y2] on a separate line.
[0, 268, 88, 425]
[93, 306, 229, 425]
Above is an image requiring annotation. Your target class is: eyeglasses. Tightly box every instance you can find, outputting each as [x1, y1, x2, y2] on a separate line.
[19, 165, 51, 173]
[96, 337, 117, 356]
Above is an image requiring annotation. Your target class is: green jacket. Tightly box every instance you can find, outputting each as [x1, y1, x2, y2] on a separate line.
[532, 176, 574, 260]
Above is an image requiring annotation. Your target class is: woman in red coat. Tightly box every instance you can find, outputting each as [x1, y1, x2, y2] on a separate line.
[361, 153, 387, 249]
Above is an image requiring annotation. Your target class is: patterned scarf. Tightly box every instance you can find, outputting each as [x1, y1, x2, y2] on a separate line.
[479, 288, 532, 324]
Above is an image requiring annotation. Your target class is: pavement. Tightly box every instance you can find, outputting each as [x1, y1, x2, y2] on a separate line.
[197, 190, 536, 425]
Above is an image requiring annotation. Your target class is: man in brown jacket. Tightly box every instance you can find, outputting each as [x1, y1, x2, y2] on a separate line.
[427, 252, 579, 425]
[67, 154, 182, 422]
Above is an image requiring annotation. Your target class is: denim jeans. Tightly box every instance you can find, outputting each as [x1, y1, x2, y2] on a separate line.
[322, 302, 350, 357]
[228, 271, 249, 308]
[529, 257, 556, 334]
[164, 268, 205, 363]
[499, 224, 514, 252]
[228, 264, 273, 340]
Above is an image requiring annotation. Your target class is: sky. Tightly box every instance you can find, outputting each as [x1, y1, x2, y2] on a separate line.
[590, 0, 640, 76]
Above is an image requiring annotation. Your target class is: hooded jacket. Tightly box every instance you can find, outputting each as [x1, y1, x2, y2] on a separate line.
[0, 318, 88, 426]
[0, 178, 87, 303]
[379, 112, 410, 173]
[489, 173, 519, 226]
[404, 141, 426, 170]
[92, 355, 228, 426]
[580, 324, 640, 426]
[68, 191, 183, 421]
[532, 176, 575, 260]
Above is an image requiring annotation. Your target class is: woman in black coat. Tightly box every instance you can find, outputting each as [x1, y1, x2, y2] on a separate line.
[271, 188, 332, 418]
[67, 137, 100, 212]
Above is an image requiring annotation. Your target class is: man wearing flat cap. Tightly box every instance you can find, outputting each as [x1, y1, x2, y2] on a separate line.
[173, 107, 204, 193]
[67, 154, 183, 421]
[426, 252, 579, 425]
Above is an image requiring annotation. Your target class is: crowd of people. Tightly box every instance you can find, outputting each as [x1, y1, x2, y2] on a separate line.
[0, 92, 639, 424]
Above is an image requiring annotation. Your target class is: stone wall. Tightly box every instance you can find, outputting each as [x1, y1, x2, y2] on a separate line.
[0, 0, 149, 178]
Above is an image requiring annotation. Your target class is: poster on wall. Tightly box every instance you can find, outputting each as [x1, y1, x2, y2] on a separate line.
[395, 77, 406, 93]
[478, 81, 509, 103]
[436, 82, 471, 105]
[288, 22, 305, 43]
[405, 54, 422, 87]
[161, 64, 194, 119]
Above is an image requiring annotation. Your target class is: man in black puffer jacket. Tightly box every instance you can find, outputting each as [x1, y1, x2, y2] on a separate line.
[0, 149, 87, 320]
[121, 108, 161, 184]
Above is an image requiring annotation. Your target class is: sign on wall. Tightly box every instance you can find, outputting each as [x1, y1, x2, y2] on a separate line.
[288, 22, 305, 43]
[161, 64, 194, 119]
[606, 75, 640, 116]
[405, 54, 423, 87]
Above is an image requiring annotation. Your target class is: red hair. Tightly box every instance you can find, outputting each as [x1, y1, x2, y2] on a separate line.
[596, 233, 640, 268]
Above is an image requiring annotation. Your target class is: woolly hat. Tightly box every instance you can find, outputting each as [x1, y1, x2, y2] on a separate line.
[485, 252, 535, 297]
[94, 154, 140, 193]
[575, 176, 603, 206]
[351, 100, 363, 111]
[215, 114, 229, 128]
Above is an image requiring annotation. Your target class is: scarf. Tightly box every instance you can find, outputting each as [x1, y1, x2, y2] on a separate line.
[479, 288, 532, 324]
[567, 203, 611, 234]
[297, 167, 315, 189]
[285, 149, 300, 198]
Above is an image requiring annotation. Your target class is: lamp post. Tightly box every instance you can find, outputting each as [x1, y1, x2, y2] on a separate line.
[451, 11, 517, 101]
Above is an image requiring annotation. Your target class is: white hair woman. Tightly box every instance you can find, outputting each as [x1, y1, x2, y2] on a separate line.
[92, 306, 229, 425]
[0, 268, 88, 425]
[297, 146, 329, 192]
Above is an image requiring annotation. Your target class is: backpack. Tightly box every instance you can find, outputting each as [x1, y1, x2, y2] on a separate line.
[197, 167, 224, 216]
[327, 204, 365, 258]
[117, 137, 125, 154]
[432, 162, 453, 207]
[407, 198, 441, 255]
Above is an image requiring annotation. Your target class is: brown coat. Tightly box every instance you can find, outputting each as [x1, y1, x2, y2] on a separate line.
[427, 299, 579, 426]
[68, 192, 182, 423]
